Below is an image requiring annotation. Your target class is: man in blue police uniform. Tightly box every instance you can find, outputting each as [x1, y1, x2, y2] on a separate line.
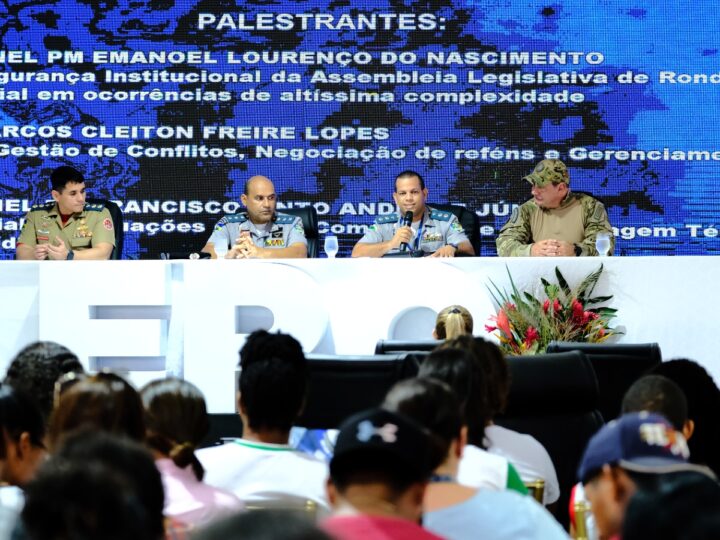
[201, 175, 307, 259]
[351, 171, 474, 258]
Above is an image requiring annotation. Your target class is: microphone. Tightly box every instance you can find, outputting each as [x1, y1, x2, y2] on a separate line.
[400, 210, 413, 252]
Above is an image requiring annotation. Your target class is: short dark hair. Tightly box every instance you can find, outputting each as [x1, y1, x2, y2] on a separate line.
[48, 372, 146, 449]
[4, 340, 83, 425]
[50, 165, 84, 192]
[238, 330, 307, 433]
[193, 510, 333, 540]
[394, 170, 425, 191]
[140, 377, 209, 481]
[55, 430, 165, 539]
[382, 377, 462, 470]
[622, 375, 688, 430]
[418, 347, 475, 417]
[0, 385, 45, 459]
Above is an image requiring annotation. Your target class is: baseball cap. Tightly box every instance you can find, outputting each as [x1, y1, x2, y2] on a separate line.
[578, 411, 716, 484]
[330, 408, 434, 481]
[524, 159, 570, 186]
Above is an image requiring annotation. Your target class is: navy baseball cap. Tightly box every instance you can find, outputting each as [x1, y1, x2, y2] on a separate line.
[578, 412, 716, 484]
[330, 408, 434, 481]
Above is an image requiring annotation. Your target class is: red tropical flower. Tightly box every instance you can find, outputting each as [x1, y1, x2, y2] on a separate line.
[543, 299, 550, 313]
[553, 299, 561, 313]
[496, 309, 513, 339]
[524, 326, 539, 348]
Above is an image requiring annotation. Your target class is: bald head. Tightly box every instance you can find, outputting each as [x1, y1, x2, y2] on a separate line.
[241, 176, 277, 224]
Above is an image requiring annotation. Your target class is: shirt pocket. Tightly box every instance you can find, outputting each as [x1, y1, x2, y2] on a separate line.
[70, 236, 92, 249]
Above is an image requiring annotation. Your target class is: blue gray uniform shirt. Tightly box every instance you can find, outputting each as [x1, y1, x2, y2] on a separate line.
[207, 212, 307, 250]
[358, 206, 469, 255]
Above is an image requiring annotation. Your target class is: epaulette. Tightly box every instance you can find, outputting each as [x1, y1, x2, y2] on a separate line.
[376, 213, 399, 224]
[225, 213, 248, 224]
[274, 213, 296, 225]
[84, 203, 105, 212]
[29, 202, 55, 212]
[429, 208, 453, 222]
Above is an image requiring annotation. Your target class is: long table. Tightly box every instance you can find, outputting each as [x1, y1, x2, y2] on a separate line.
[1, 257, 717, 412]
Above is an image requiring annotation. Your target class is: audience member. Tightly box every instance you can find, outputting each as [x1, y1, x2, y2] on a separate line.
[52, 430, 167, 539]
[622, 471, 720, 540]
[0, 386, 47, 540]
[47, 371, 145, 449]
[323, 408, 442, 540]
[621, 374, 692, 436]
[198, 331, 328, 508]
[418, 347, 527, 494]
[192, 510, 333, 540]
[383, 378, 568, 540]
[440, 335, 559, 504]
[432, 305, 473, 340]
[141, 377, 243, 527]
[3, 341, 83, 425]
[650, 358, 720, 477]
[577, 411, 716, 540]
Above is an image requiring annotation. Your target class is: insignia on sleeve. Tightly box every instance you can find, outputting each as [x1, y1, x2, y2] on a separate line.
[450, 221, 464, 232]
[103, 218, 113, 230]
[509, 207, 520, 224]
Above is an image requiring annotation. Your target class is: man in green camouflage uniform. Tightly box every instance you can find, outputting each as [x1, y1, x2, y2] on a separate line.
[496, 159, 614, 257]
[16, 166, 115, 260]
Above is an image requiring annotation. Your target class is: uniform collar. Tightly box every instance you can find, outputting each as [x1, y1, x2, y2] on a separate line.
[45, 203, 86, 219]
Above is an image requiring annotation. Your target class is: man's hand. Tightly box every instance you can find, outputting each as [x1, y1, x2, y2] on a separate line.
[46, 238, 69, 260]
[431, 245, 457, 258]
[389, 226, 413, 250]
[531, 239, 576, 257]
[33, 244, 50, 260]
[555, 240, 576, 257]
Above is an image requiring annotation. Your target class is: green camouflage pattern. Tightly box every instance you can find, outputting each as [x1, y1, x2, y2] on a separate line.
[496, 192, 615, 257]
[523, 159, 570, 187]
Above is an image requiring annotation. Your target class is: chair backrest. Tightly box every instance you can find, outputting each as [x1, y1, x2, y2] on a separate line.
[86, 198, 124, 259]
[297, 353, 422, 429]
[243, 493, 326, 522]
[374, 339, 442, 355]
[498, 351, 603, 527]
[282, 207, 319, 258]
[430, 203, 480, 255]
[546, 341, 662, 423]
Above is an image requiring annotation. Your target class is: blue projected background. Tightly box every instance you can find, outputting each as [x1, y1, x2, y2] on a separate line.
[1, 1, 719, 258]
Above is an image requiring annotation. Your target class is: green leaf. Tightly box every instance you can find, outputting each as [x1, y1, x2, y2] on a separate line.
[575, 264, 603, 301]
[555, 266, 571, 298]
[586, 295, 613, 305]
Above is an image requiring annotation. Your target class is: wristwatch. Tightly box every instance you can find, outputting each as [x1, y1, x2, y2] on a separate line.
[66, 250, 75, 260]
[574, 244, 582, 257]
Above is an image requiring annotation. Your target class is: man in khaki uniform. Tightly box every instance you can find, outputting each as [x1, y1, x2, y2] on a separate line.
[16, 166, 115, 260]
[496, 159, 614, 257]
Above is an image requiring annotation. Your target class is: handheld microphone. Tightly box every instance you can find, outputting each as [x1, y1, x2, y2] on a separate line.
[400, 210, 413, 252]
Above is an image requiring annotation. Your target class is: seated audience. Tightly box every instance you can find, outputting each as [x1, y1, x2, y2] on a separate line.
[47, 371, 145, 449]
[28, 430, 167, 540]
[418, 347, 527, 494]
[192, 510, 333, 540]
[3, 341, 83, 426]
[622, 470, 720, 540]
[383, 378, 568, 540]
[198, 331, 328, 508]
[440, 335, 560, 504]
[432, 305, 473, 340]
[577, 411, 716, 540]
[650, 358, 720, 477]
[141, 377, 243, 528]
[323, 408, 442, 540]
[0, 386, 47, 540]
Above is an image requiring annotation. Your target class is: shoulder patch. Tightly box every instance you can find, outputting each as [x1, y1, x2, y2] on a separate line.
[429, 208, 453, 222]
[509, 206, 520, 224]
[84, 203, 105, 212]
[274, 213, 295, 225]
[30, 202, 55, 212]
[376, 213, 399, 225]
[226, 213, 248, 224]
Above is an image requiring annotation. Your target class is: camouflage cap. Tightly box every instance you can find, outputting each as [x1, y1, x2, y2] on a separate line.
[524, 159, 570, 187]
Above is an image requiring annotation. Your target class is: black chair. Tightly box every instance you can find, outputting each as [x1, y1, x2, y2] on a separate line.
[282, 207, 319, 258]
[546, 342, 662, 423]
[498, 351, 604, 527]
[297, 353, 422, 429]
[86, 198, 124, 259]
[374, 339, 442, 355]
[431, 203, 480, 255]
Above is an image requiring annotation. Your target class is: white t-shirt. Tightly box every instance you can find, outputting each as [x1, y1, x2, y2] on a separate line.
[197, 439, 330, 509]
[457, 444, 511, 491]
[485, 424, 560, 504]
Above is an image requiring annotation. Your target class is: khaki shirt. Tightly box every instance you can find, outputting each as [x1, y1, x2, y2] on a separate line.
[17, 203, 116, 256]
[496, 192, 614, 257]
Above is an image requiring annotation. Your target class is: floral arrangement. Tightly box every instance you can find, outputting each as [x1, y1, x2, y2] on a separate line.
[486, 264, 620, 355]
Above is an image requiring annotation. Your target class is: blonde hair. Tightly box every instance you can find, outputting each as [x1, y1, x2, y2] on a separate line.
[434, 305, 473, 340]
